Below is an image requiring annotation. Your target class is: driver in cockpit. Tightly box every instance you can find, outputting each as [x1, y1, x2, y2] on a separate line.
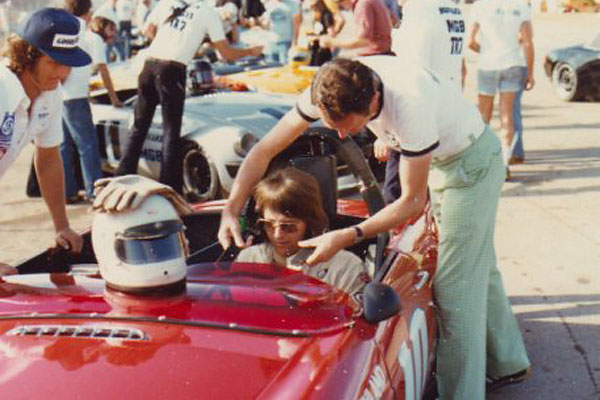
[235, 167, 369, 297]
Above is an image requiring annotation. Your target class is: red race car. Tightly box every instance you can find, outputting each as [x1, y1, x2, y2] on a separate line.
[1, 132, 438, 399]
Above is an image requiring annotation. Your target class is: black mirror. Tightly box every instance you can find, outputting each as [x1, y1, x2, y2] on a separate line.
[362, 282, 402, 323]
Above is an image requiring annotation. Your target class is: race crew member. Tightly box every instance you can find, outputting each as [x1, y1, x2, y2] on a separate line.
[384, 0, 467, 203]
[0, 8, 89, 275]
[60, 0, 123, 204]
[115, 0, 263, 194]
[218, 57, 531, 399]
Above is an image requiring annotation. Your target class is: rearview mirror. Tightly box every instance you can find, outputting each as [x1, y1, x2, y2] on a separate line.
[362, 282, 402, 323]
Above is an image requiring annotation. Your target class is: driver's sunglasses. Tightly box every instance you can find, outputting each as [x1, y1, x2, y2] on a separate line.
[257, 218, 301, 234]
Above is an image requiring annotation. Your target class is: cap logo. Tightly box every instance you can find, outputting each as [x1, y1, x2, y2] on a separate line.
[52, 33, 79, 49]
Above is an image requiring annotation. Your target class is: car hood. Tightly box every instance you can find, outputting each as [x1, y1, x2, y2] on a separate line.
[180, 92, 296, 135]
[0, 264, 362, 398]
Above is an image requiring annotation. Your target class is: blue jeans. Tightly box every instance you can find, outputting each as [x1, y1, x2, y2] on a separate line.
[60, 98, 103, 198]
[266, 41, 291, 65]
[513, 89, 524, 158]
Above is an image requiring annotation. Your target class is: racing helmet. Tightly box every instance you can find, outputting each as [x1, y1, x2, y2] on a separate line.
[92, 195, 188, 293]
[187, 59, 215, 96]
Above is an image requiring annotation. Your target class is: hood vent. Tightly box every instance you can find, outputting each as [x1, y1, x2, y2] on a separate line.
[6, 325, 147, 341]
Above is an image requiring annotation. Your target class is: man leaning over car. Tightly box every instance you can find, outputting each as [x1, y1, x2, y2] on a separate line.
[0, 8, 89, 276]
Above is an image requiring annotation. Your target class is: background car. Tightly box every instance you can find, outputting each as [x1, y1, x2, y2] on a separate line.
[8, 134, 438, 399]
[544, 32, 600, 101]
[91, 90, 383, 202]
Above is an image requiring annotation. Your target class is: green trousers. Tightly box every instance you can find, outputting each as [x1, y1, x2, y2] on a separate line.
[430, 126, 530, 400]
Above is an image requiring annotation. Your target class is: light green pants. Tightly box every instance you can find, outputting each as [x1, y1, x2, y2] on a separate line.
[430, 126, 530, 400]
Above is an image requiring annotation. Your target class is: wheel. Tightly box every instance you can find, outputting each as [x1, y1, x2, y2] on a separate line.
[182, 141, 220, 202]
[551, 62, 583, 101]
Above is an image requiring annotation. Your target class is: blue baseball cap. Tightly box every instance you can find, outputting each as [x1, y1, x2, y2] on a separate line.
[17, 8, 91, 67]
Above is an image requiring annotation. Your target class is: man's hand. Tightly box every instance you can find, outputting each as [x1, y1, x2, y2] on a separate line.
[55, 227, 83, 253]
[373, 138, 390, 162]
[0, 263, 17, 277]
[93, 175, 192, 215]
[250, 45, 264, 58]
[218, 207, 246, 250]
[298, 228, 354, 266]
[525, 74, 535, 90]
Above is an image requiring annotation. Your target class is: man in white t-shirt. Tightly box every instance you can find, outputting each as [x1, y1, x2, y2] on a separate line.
[115, 0, 262, 193]
[115, 0, 136, 58]
[60, 0, 123, 203]
[0, 8, 90, 275]
[385, 0, 467, 203]
[468, 0, 534, 176]
[218, 57, 531, 400]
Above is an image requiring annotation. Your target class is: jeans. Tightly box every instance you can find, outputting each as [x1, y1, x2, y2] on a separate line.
[60, 98, 103, 198]
[116, 58, 186, 193]
[266, 41, 291, 65]
[513, 89, 524, 158]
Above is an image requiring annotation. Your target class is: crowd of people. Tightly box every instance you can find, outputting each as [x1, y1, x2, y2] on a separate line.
[0, 0, 537, 398]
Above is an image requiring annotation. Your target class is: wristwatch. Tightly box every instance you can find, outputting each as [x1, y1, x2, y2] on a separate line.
[352, 225, 364, 244]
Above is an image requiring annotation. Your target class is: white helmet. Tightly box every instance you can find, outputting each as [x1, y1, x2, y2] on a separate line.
[92, 195, 188, 293]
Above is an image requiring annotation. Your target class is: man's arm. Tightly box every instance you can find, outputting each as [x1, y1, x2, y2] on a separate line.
[292, 11, 302, 45]
[300, 153, 431, 265]
[212, 39, 263, 62]
[97, 63, 123, 107]
[520, 20, 535, 90]
[467, 22, 480, 53]
[35, 146, 83, 252]
[218, 109, 311, 248]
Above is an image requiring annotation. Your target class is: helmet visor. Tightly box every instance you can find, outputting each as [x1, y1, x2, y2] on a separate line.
[115, 220, 187, 265]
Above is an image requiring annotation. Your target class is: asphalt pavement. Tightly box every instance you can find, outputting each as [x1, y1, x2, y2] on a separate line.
[0, 10, 598, 400]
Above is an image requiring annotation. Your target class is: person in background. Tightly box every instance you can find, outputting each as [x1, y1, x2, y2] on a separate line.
[115, 0, 136, 59]
[236, 167, 368, 297]
[115, 0, 262, 194]
[0, 8, 88, 275]
[60, 0, 123, 204]
[467, 0, 534, 179]
[134, 0, 153, 30]
[261, 0, 301, 64]
[318, 0, 392, 57]
[215, 0, 241, 44]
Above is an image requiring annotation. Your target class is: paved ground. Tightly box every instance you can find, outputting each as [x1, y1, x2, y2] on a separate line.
[0, 11, 598, 400]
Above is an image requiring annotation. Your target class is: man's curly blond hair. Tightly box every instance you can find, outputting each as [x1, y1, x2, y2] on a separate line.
[2, 34, 43, 76]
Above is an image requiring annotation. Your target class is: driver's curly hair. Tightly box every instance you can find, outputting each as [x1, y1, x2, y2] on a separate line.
[254, 168, 328, 238]
[311, 58, 376, 122]
[2, 34, 43, 76]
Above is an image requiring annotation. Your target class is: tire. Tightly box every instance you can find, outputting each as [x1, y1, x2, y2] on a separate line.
[182, 141, 220, 203]
[551, 62, 583, 101]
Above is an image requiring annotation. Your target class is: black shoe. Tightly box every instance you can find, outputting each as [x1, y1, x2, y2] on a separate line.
[486, 367, 532, 393]
[66, 194, 84, 205]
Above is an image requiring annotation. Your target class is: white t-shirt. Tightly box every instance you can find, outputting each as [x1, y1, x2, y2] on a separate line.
[264, 0, 300, 43]
[145, 0, 226, 65]
[470, 0, 531, 71]
[63, 27, 107, 100]
[116, 0, 136, 22]
[393, 0, 466, 85]
[296, 56, 484, 160]
[0, 64, 63, 179]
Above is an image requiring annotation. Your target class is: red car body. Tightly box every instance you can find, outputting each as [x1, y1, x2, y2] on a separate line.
[0, 200, 437, 399]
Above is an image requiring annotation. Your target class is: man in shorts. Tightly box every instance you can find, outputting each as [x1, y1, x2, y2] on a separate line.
[467, 0, 534, 178]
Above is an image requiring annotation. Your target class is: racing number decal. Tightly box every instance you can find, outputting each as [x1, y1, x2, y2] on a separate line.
[397, 309, 429, 400]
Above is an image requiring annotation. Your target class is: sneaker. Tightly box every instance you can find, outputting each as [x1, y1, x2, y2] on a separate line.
[486, 367, 532, 392]
[66, 194, 83, 205]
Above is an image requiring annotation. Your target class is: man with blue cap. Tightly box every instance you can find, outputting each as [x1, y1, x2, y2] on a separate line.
[0, 8, 91, 275]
